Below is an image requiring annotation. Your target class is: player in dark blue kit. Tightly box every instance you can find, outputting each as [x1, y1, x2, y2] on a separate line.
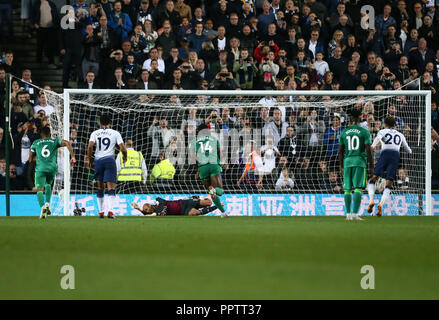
[367, 117, 412, 216]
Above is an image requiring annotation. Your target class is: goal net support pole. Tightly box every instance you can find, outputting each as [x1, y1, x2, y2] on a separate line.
[63, 91, 71, 217]
[426, 91, 432, 216]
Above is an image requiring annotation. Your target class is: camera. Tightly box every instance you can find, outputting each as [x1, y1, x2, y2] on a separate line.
[219, 72, 229, 77]
[385, 73, 392, 77]
[182, 65, 190, 69]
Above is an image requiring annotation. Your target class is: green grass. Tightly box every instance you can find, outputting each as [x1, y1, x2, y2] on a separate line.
[0, 216, 438, 299]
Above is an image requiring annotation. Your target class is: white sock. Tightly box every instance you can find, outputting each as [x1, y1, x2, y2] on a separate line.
[107, 196, 116, 213]
[380, 187, 391, 206]
[367, 183, 376, 203]
[97, 197, 104, 213]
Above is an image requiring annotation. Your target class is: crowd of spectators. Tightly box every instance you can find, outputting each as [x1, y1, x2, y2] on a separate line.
[1, 0, 439, 192]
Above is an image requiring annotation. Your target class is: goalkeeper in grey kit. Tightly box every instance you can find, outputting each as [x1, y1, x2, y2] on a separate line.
[132, 196, 218, 216]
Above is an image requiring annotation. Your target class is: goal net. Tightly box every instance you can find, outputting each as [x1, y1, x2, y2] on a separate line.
[42, 89, 431, 216]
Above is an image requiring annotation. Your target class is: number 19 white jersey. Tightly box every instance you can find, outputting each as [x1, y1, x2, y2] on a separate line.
[372, 128, 412, 154]
[89, 128, 124, 160]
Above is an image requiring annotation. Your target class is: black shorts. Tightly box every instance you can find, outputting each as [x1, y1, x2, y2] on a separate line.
[181, 199, 201, 216]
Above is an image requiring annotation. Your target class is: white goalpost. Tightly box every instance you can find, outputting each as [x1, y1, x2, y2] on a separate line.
[45, 89, 432, 217]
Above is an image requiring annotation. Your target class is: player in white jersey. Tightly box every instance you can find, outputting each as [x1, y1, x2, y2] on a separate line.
[367, 116, 412, 216]
[85, 114, 127, 219]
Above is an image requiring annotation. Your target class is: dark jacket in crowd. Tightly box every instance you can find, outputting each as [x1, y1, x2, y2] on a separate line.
[31, 0, 59, 27]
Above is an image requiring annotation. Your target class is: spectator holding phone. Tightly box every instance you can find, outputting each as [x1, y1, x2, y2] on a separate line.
[384, 42, 403, 72]
[178, 62, 202, 89]
[82, 24, 103, 81]
[107, 49, 125, 80]
[259, 50, 279, 80]
[379, 66, 396, 90]
[254, 40, 279, 64]
[212, 67, 239, 90]
[83, 2, 106, 29]
[233, 48, 258, 89]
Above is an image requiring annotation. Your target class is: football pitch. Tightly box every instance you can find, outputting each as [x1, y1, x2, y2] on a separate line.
[0, 216, 438, 300]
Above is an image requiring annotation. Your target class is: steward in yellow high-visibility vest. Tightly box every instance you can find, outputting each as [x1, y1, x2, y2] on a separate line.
[149, 152, 176, 184]
[116, 140, 147, 183]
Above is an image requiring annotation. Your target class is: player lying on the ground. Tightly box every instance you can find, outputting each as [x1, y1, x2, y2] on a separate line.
[131, 196, 219, 216]
[338, 109, 374, 221]
[29, 126, 76, 219]
[367, 116, 412, 217]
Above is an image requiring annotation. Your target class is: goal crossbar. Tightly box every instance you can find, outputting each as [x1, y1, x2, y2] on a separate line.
[64, 89, 432, 97]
